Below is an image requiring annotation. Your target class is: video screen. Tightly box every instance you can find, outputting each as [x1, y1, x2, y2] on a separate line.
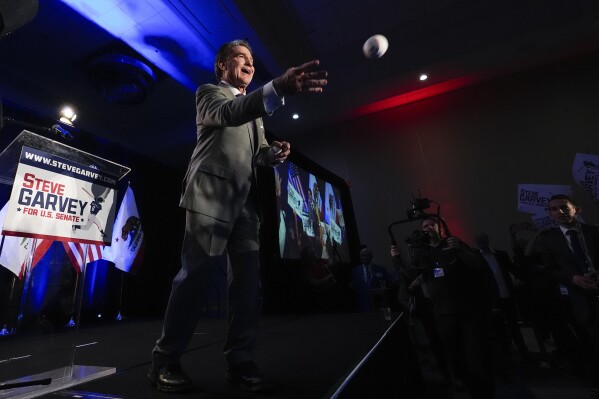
[274, 161, 350, 262]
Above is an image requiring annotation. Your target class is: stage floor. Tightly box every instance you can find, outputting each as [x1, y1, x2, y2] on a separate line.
[2, 312, 406, 399]
[5, 312, 592, 399]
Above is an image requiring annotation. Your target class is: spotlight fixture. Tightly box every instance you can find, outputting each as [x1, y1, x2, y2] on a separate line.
[88, 54, 157, 104]
[292, 113, 299, 120]
[59, 106, 77, 126]
[419, 74, 428, 81]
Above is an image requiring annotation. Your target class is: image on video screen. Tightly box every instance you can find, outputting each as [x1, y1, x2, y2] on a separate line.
[274, 161, 349, 262]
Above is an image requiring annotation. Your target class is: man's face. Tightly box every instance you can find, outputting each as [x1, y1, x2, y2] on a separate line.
[422, 219, 440, 238]
[220, 45, 254, 91]
[547, 199, 580, 227]
[360, 250, 373, 265]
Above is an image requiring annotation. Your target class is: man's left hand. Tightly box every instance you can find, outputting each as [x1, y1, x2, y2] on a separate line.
[270, 140, 291, 164]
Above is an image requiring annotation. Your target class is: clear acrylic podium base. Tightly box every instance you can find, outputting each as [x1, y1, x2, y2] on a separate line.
[0, 365, 116, 399]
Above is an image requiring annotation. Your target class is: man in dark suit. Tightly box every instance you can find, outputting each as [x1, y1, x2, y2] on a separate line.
[541, 194, 599, 396]
[475, 233, 531, 371]
[149, 39, 327, 393]
[350, 248, 394, 312]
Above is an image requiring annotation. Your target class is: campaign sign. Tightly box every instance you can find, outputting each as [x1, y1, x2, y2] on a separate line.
[287, 183, 304, 216]
[517, 184, 572, 214]
[572, 153, 599, 200]
[330, 220, 342, 244]
[1, 146, 117, 245]
[531, 213, 557, 231]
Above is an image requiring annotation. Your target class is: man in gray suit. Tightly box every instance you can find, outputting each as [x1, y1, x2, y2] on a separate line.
[149, 39, 327, 393]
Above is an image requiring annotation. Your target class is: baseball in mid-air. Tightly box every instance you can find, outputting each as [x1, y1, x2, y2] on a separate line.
[363, 34, 388, 59]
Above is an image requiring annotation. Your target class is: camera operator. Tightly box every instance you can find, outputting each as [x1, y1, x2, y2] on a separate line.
[392, 231, 453, 389]
[392, 216, 495, 399]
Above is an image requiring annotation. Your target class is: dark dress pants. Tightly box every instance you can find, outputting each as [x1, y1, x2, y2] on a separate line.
[152, 197, 261, 367]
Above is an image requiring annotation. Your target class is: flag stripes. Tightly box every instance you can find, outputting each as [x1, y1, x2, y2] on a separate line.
[62, 242, 103, 273]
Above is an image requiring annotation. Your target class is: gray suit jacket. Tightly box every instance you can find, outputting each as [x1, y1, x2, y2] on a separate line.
[180, 83, 274, 232]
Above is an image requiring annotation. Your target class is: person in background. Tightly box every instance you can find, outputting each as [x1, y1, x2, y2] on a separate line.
[516, 228, 574, 370]
[394, 217, 495, 398]
[541, 194, 599, 397]
[149, 39, 327, 394]
[306, 187, 323, 255]
[391, 241, 453, 388]
[300, 246, 340, 312]
[350, 248, 394, 312]
[474, 232, 532, 379]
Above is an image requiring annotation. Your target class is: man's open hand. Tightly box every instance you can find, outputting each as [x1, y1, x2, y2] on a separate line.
[273, 60, 328, 96]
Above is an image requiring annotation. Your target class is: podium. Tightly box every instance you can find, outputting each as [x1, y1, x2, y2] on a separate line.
[0, 130, 130, 398]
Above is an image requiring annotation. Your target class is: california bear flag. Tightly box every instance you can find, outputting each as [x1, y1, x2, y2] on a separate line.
[103, 186, 145, 273]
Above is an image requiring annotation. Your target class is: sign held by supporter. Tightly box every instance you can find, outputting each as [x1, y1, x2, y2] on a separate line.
[1, 146, 117, 245]
[517, 184, 572, 215]
[572, 153, 599, 200]
[517, 183, 573, 230]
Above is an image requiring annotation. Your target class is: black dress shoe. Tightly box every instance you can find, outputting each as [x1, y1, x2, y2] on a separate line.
[148, 363, 195, 393]
[226, 361, 272, 392]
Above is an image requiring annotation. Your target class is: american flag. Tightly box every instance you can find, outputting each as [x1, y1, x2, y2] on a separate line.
[288, 162, 308, 212]
[16, 239, 53, 279]
[62, 242, 103, 273]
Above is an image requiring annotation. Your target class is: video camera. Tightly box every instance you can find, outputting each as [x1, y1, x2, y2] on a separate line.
[387, 192, 451, 248]
[406, 197, 431, 220]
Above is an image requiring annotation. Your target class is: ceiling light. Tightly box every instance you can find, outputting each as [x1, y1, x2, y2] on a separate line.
[292, 113, 299, 120]
[59, 106, 77, 126]
[419, 74, 428, 81]
[88, 54, 156, 104]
